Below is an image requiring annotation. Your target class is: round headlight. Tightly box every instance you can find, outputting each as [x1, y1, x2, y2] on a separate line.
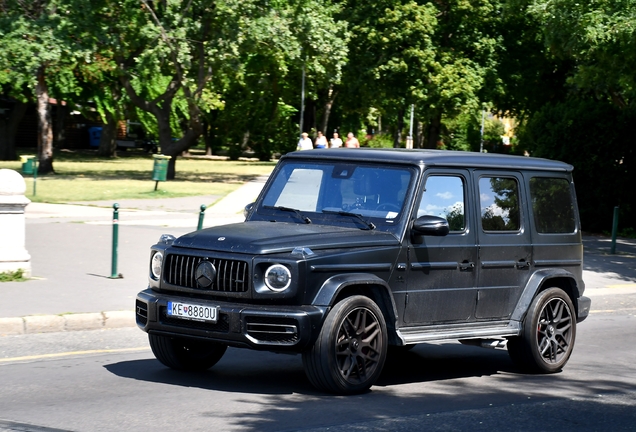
[151, 252, 163, 279]
[264, 264, 291, 292]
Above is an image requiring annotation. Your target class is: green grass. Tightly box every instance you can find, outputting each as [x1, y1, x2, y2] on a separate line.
[0, 269, 27, 282]
[0, 149, 276, 203]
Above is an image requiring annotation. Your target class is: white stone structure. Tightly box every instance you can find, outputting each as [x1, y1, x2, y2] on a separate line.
[0, 169, 31, 277]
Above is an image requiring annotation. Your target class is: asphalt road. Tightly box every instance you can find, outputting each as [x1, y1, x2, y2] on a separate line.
[0, 302, 634, 432]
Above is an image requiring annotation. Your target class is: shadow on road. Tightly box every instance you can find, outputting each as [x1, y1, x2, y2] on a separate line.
[102, 341, 636, 431]
[104, 343, 518, 395]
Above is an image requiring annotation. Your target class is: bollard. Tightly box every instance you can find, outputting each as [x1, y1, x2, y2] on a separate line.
[110, 203, 121, 278]
[197, 204, 207, 230]
[610, 206, 620, 254]
[33, 157, 37, 196]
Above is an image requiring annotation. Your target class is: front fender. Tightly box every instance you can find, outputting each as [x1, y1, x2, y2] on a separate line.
[311, 273, 390, 306]
[511, 268, 583, 322]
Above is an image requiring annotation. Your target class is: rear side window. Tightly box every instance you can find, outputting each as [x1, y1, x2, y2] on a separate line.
[529, 177, 576, 233]
[479, 177, 520, 231]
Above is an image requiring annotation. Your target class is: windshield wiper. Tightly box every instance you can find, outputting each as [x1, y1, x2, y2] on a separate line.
[264, 206, 312, 224]
[322, 209, 376, 230]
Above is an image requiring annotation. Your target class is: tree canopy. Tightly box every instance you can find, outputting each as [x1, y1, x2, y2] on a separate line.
[1, 0, 635, 232]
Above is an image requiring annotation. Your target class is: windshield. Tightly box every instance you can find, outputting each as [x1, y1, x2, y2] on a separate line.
[254, 160, 415, 230]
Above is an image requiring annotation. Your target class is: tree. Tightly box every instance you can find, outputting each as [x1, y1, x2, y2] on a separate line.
[64, 0, 245, 178]
[339, 0, 502, 148]
[529, 0, 636, 109]
[0, 0, 80, 172]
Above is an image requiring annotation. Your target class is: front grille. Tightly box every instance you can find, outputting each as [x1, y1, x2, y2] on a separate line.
[245, 316, 299, 345]
[164, 254, 249, 292]
[136, 300, 148, 325]
[159, 306, 230, 333]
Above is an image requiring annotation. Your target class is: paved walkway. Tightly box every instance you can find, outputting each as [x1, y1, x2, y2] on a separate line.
[0, 176, 268, 335]
[1, 174, 635, 335]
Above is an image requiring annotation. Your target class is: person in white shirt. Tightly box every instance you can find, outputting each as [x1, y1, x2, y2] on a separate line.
[297, 132, 313, 150]
[330, 132, 343, 148]
[315, 131, 328, 148]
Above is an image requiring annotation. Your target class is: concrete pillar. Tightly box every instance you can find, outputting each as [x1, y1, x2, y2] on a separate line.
[0, 169, 31, 277]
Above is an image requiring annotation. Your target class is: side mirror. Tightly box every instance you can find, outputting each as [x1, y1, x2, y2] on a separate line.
[243, 202, 255, 219]
[412, 215, 450, 236]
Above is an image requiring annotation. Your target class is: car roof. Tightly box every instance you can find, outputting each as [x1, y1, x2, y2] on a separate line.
[283, 148, 573, 172]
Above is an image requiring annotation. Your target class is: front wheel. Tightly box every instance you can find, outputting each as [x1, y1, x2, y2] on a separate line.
[149, 334, 227, 371]
[302, 295, 388, 394]
[507, 287, 576, 373]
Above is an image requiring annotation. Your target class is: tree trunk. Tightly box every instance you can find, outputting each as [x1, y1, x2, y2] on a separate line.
[55, 102, 67, 149]
[393, 107, 405, 148]
[425, 111, 442, 149]
[415, 120, 424, 149]
[160, 101, 203, 179]
[320, 85, 337, 134]
[97, 109, 119, 157]
[0, 100, 27, 161]
[36, 66, 54, 174]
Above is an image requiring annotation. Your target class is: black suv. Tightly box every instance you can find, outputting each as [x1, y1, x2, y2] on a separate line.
[136, 149, 591, 394]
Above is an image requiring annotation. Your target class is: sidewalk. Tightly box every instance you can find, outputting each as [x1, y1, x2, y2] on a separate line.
[0, 176, 267, 335]
[1, 178, 635, 335]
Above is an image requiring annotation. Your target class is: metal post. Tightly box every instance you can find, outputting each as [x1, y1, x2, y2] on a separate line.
[299, 63, 305, 139]
[33, 157, 37, 196]
[480, 109, 485, 153]
[110, 203, 120, 278]
[407, 104, 415, 149]
[610, 206, 620, 254]
[197, 204, 207, 230]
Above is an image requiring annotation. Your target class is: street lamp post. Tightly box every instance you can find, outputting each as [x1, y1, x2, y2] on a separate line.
[299, 63, 305, 139]
[406, 104, 414, 149]
[480, 109, 485, 153]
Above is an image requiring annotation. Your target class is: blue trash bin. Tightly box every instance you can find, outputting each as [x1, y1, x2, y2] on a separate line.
[89, 127, 102, 147]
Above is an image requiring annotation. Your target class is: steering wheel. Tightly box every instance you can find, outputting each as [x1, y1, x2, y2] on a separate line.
[376, 203, 401, 212]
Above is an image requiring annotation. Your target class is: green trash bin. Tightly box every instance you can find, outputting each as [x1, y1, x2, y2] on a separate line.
[20, 155, 36, 175]
[152, 154, 171, 190]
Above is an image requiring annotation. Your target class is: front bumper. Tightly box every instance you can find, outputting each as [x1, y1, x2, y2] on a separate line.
[577, 295, 591, 323]
[135, 289, 326, 351]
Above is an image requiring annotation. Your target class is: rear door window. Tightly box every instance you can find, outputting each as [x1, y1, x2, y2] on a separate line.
[479, 177, 520, 232]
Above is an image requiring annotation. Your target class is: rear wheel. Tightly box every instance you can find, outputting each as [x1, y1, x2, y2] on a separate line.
[302, 295, 388, 394]
[508, 287, 576, 373]
[149, 334, 227, 371]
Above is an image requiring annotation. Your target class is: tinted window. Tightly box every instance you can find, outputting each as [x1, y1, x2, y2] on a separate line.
[529, 177, 576, 233]
[479, 177, 520, 231]
[418, 176, 465, 231]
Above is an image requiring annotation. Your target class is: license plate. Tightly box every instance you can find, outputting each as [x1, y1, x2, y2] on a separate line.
[167, 301, 218, 323]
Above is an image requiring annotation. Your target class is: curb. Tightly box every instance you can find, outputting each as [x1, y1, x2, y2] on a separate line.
[0, 311, 136, 336]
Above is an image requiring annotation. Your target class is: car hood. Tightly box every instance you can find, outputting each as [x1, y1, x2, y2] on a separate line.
[171, 221, 399, 255]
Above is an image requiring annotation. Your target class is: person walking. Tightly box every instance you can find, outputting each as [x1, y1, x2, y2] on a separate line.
[330, 132, 343, 148]
[297, 132, 313, 150]
[315, 131, 328, 149]
[345, 132, 360, 148]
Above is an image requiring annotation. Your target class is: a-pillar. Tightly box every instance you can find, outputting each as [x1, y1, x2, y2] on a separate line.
[0, 169, 31, 277]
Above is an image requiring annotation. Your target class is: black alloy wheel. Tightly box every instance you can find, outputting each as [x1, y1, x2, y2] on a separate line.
[303, 295, 388, 394]
[508, 287, 576, 373]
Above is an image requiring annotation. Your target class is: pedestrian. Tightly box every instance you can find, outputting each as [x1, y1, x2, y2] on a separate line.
[315, 131, 328, 149]
[345, 132, 360, 148]
[297, 132, 313, 150]
[330, 132, 343, 148]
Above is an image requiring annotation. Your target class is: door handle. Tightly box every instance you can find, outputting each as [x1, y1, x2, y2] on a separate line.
[459, 261, 475, 271]
[516, 259, 530, 269]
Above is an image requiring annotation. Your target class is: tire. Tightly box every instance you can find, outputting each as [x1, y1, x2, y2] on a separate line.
[149, 334, 227, 371]
[507, 287, 576, 373]
[302, 295, 388, 394]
